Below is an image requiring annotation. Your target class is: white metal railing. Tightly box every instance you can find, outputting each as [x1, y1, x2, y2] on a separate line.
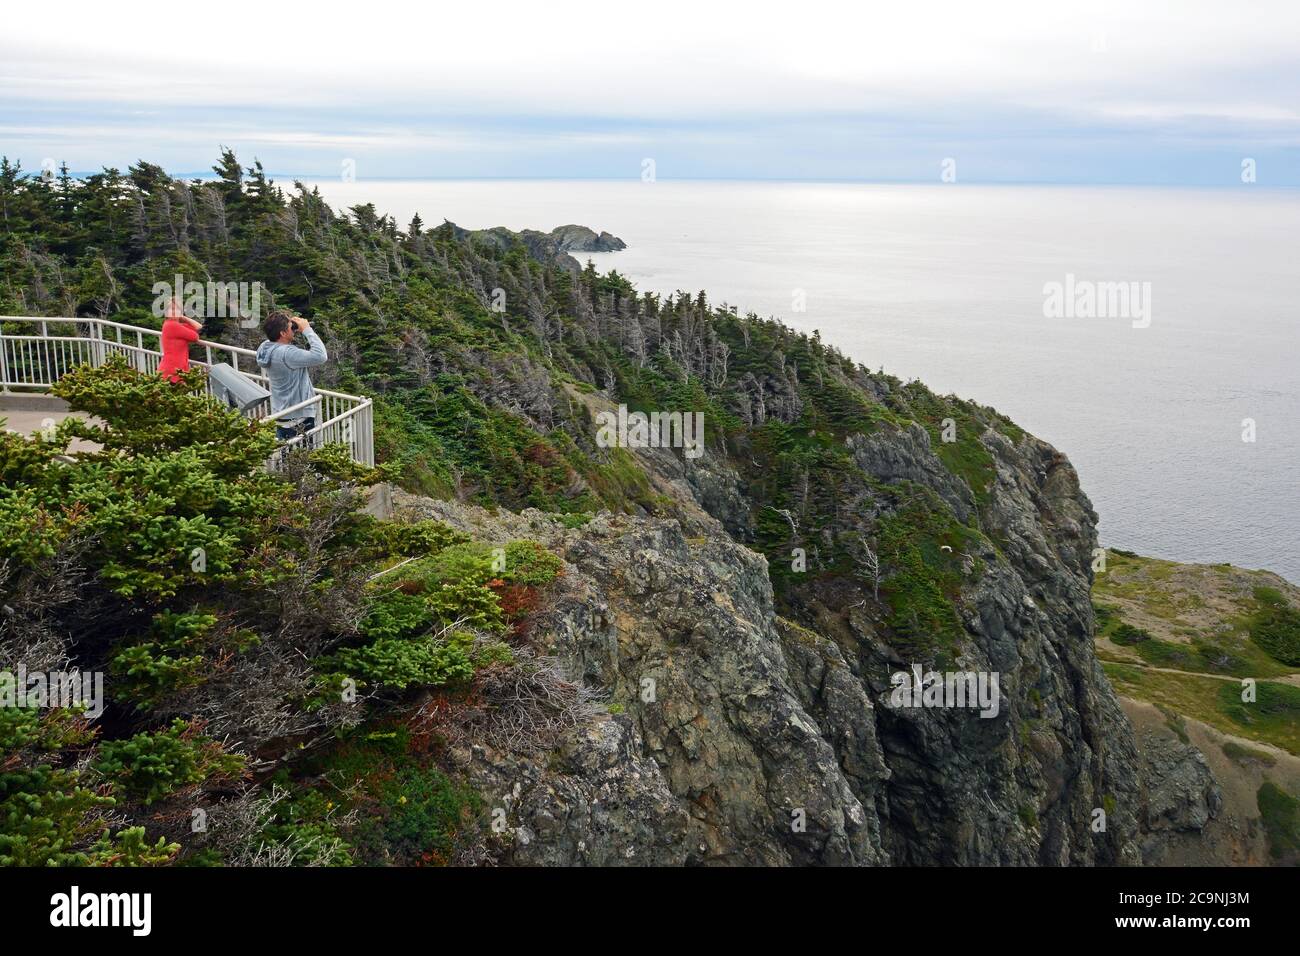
[0, 316, 374, 468]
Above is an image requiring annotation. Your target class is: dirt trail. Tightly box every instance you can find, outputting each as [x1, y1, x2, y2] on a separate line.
[1103, 657, 1300, 688]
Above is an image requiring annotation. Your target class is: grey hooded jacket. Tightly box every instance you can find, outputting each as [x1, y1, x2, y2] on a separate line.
[255, 328, 327, 423]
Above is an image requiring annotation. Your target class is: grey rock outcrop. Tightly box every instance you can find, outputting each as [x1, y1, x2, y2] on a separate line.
[444, 221, 626, 273]
[403, 494, 889, 864]
[547, 224, 627, 253]
[1140, 731, 1222, 837]
[397, 408, 1146, 865]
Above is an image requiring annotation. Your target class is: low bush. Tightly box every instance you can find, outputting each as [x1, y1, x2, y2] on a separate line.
[1249, 587, 1300, 667]
[1257, 781, 1300, 860]
[1111, 623, 1152, 646]
[93, 719, 246, 805]
[326, 631, 477, 692]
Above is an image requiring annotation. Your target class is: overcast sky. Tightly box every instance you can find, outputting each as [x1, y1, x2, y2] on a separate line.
[2, 0, 1298, 183]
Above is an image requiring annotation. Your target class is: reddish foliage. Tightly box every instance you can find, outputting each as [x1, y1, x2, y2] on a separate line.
[522, 441, 558, 468]
[488, 581, 539, 620]
[406, 696, 456, 752]
[486, 580, 540, 638]
[406, 686, 484, 754]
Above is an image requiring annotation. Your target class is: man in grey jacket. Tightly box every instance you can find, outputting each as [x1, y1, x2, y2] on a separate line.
[255, 310, 328, 442]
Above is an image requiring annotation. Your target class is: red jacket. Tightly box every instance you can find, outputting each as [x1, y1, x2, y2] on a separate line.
[159, 319, 199, 382]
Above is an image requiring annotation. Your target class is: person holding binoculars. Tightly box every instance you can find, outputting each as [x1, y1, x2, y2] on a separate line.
[158, 298, 204, 383]
[256, 309, 328, 442]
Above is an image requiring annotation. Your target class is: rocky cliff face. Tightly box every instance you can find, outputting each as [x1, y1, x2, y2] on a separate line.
[845, 425, 1142, 864]
[394, 407, 1146, 865]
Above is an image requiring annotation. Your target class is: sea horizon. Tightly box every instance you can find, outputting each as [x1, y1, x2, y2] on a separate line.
[80, 171, 1300, 191]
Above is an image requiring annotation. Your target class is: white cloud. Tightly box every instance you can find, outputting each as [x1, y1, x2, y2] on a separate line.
[3, 0, 1297, 124]
[3, 0, 1297, 181]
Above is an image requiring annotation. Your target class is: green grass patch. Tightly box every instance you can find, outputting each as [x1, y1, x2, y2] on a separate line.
[1257, 781, 1300, 860]
[897, 383, 996, 508]
[1216, 680, 1300, 755]
[1111, 622, 1152, 646]
[1221, 740, 1276, 767]
[1249, 586, 1300, 667]
[1129, 635, 1258, 678]
[875, 489, 984, 655]
[1103, 662, 1300, 755]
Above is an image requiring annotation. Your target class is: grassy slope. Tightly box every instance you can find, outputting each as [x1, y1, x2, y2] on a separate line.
[1093, 548, 1300, 755]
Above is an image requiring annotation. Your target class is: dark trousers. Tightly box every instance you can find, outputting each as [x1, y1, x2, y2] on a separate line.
[276, 417, 316, 446]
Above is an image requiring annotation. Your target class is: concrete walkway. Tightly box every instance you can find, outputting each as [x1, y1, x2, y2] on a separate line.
[0, 395, 102, 453]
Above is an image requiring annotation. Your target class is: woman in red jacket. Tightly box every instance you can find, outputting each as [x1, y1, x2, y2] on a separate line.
[158, 299, 204, 383]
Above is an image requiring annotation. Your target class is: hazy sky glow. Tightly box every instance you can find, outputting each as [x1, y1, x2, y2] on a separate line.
[2, 0, 1298, 182]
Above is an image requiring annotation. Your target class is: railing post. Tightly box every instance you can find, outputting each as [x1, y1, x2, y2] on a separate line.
[91, 319, 106, 367]
[360, 401, 374, 466]
[0, 323, 9, 393]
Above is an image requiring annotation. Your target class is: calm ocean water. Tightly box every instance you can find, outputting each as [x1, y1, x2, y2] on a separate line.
[306, 180, 1300, 582]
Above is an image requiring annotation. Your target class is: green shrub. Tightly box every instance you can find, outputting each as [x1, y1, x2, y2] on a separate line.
[0, 763, 176, 867]
[397, 539, 562, 592]
[327, 631, 476, 691]
[0, 423, 60, 486]
[255, 787, 355, 867]
[374, 519, 469, 558]
[94, 719, 246, 805]
[1257, 781, 1300, 860]
[307, 441, 400, 485]
[1249, 587, 1300, 666]
[1093, 602, 1117, 627]
[874, 489, 982, 653]
[1, 357, 284, 601]
[1111, 623, 1152, 646]
[112, 645, 207, 709]
[0, 705, 178, 866]
[501, 540, 564, 586]
[1189, 640, 1245, 674]
[359, 591, 436, 641]
[374, 764, 482, 865]
[410, 542, 495, 587]
[358, 541, 519, 643]
[427, 580, 504, 631]
[311, 728, 483, 866]
[111, 611, 220, 708]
